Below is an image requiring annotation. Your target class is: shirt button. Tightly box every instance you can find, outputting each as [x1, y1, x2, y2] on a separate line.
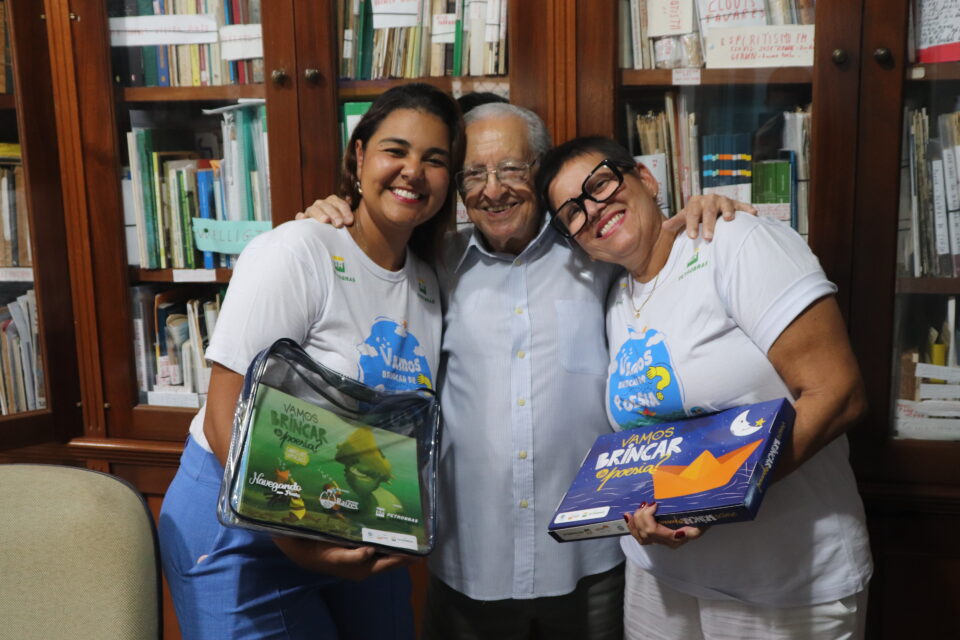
[519, 500, 529, 508]
[518, 398, 526, 407]
[514, 258, 523, 266]
[518, 450, 528, 460]
[517, 350, 526, 359]
[515, 307, 523, 315]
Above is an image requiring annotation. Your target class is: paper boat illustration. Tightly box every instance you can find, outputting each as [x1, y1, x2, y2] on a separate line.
[651, 439, 763, 499]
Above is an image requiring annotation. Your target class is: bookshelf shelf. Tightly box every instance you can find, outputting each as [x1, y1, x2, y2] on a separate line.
[0, 94, 15, 110]
[896, 278, 960, 295]
[120, 84, 266, 103]
[131, 267, 232, 284]
[621, 67, 813, 87]
[337, 76, 509, 101]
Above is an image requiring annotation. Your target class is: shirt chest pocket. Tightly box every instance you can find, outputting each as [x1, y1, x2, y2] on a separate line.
[554, 299, 609, 376]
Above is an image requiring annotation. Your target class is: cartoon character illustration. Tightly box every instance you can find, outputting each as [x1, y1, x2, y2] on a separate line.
[265, 463, 307, 523]
[334, 427, 404, 520]
[609, 327, 685, 427]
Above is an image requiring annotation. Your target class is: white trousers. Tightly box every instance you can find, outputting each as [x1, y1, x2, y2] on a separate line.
[624, 560, 867, 640]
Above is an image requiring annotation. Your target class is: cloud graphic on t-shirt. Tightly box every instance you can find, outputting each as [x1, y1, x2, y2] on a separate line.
[394, 323, 408, 337]
[413, 345, 426, 358]
[645, 333, 665, 347]
[357, 343, 378, 357]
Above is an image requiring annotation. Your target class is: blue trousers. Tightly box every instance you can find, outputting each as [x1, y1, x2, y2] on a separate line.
[159, 437, 414, 640]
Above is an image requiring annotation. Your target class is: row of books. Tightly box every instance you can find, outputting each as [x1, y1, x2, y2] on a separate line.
[124, 103, 269, 270]
[0, 149, 32, 268]
[108, 0, 263, 87]
[619, 0, 815, 71]
[131, 285, 221, 408]
[627, 96, 810, 235]
[899, 107, 960, 278]
[0, 290, 44, 415]
[0, 1, 14, 94]
[338, 0, 507, 80]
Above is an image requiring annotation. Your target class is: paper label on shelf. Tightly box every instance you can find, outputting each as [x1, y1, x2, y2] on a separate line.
[648, 0, 695, 38]
[172, 269, 218, 283]
[704, 25, 814, 69]
[193, 219, 272, 255]
[372, 0, 420, 29]
[220, 25, 264, 61]
[432, 14, 456, 43]
[672, 68, 702, 85]
[109, 16, 218, 47]
[0, 267, 33, 282]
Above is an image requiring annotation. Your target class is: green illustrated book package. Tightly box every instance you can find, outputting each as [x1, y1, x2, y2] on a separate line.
[218, 339, 441, 555]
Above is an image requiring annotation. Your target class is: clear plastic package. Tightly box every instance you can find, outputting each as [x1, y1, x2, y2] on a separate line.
[217, 338, 441, 555]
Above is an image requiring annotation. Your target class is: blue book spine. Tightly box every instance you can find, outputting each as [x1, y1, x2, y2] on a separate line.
[156, 0, 170, 86]
[196, 168, 216, 269]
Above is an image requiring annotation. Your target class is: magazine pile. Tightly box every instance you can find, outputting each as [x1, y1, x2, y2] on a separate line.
[218, 339, 441, 555]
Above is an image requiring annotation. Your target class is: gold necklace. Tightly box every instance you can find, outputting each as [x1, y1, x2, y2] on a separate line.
[627, 271, 660, 319]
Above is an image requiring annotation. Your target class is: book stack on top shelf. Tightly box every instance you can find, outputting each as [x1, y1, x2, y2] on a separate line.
[339, 0, 508, 81]
[108, 0, 264, 88]
[620, 0, 814, 72]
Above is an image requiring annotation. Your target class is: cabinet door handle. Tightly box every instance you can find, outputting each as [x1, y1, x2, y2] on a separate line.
[873, 47, 894, 67]
[271, 68, 289, 85]
[831, 49, 849, 65]
[304, 68, 321, 84]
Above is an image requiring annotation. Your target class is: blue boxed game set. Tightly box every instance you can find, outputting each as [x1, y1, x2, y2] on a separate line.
[549, 398, 795, 542]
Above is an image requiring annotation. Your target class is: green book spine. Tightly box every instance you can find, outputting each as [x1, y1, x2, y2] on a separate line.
[452, 0, 463, 76]
[136, 130, 159, 269]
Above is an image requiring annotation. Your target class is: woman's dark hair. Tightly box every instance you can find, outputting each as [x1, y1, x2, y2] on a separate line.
[535, 136, 636, 213]
[339, 82, 465, 265]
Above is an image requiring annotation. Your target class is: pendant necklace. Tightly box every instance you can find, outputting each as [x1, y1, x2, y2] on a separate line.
[627, 271, 660, 319]
[626, 251, 678, 320]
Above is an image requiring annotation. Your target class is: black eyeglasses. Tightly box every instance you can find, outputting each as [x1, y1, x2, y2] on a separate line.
[455, 159, 538, 196]
[549, 159, 631, 239]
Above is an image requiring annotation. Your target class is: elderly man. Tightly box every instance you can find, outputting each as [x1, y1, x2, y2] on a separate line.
[302, 102, 741, 639]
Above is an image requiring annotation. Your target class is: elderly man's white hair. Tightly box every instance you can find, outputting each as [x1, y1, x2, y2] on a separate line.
[463, 102, 553, 158]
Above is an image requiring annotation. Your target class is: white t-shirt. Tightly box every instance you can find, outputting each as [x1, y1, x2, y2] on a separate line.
[606, 215, 872, 607]
[188, 220, 442, 451]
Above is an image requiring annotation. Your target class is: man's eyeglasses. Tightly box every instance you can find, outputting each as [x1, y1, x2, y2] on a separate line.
[455, 159, 537, 196]
[549, 160, 632, 239]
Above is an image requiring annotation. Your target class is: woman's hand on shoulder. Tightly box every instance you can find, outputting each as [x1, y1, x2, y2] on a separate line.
[273, 535, 413, 581]
[663, 195, 757, 241]
[295, 195, 355, 228]
[623, 502, 706, 550]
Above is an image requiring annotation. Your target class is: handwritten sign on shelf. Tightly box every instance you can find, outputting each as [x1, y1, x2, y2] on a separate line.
[704, 25, 815, 69]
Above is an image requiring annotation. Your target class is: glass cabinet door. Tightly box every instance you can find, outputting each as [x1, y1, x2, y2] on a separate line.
[889, 2, 960, 444]
[0, 0, 81, 448]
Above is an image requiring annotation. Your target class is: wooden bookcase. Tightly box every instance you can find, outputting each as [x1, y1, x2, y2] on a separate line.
[573, 1, 958, 636]
[2, 0, 956, 637]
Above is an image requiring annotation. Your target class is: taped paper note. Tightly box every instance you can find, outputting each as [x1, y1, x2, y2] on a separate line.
[109, 15, 219, 46]
[432, 13, 456, 44]
[705, 25, 814, 69]
[647, 0, 695, 38]
[220, 24, 263, 61]
[372, 0, 420, 29]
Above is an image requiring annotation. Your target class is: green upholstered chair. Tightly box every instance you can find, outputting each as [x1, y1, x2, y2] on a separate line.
[0, 464, 161, 639]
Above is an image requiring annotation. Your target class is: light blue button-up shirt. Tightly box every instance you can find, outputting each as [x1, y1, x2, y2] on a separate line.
[428, 220, 625, 600]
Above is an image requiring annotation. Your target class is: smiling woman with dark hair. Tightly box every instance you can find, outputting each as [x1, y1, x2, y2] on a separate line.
[158, 83, 463, 640]
[538, 136, 873, 640]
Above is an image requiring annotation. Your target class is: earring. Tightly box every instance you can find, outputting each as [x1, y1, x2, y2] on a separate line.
[355, 180, 363, 196]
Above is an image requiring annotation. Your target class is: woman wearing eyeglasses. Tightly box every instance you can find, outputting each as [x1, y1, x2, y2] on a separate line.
[537, 136, 873, 640]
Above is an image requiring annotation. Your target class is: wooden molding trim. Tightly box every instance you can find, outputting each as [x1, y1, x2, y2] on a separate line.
[43, 0, 105, 435]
